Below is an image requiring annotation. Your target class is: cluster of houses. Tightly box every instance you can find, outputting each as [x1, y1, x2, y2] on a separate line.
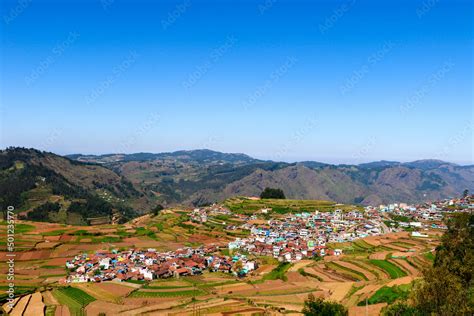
[65, 246, 257, 283]
[225, 209, 388, 262]
[373, 195, 474, 231]
[67, 195, 472, 282]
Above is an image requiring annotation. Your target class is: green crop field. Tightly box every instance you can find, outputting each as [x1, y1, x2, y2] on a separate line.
[53, 287, 96, 316]
[129, 289, 205, 298]
[391, 241, 417, 249]
[261, 262, 292, 282]
[326, 262, 368, 281]
[369, 260, 407, 279]
[358, 284, 411, 305]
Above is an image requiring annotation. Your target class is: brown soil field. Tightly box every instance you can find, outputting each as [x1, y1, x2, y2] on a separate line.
[147, 279, 190, 287]
[44, 236, 61, 242]
[59, 235, 74, 242]
[312, 265, 350, 282]
[16, 268, 41, 276]
[286, 271, 309, 283]
[85, 300, 139, 316]
[2, 297, 20, 314]
[319, 282, 355, 301]
[54, 305, 70, 316]
[288, 259, 313, 272]
[96, 282, 137, 297]
[391, 251, 415, 257]
[253, 264, 275, 275]
[120, 298, 192, 315]
[10, 294, 31, 316]
[44, 257, 69, 266]
[386, 276, 415, 286]
[369, 252, 389, 260]
[23, 292, 45, 316]
[383, 244, 412, 251]
[42, 290, 59, 305]
[336, 261, 377, 281]
[303, 267, 335, 282]
[36, 242, 61, 249]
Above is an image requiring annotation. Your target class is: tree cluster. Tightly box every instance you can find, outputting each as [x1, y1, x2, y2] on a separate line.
[260, 187, 286, 199]
[303, 294, 347, 316]
[384, 212, 474, 315]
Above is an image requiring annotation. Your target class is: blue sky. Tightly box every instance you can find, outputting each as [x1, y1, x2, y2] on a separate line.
[1, 0, 472, 164]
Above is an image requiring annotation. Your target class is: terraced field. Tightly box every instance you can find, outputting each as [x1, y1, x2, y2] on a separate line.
[369, 260, 408, 279]
[0, 214, 439, 315]
[224, 197, 361, 214]
[52, 287, 96, 316]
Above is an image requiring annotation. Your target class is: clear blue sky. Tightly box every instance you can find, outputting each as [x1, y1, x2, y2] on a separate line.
[1, 0, 472, 164]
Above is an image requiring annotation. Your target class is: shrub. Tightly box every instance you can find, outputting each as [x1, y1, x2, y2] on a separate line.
[303, 294, 348, 316]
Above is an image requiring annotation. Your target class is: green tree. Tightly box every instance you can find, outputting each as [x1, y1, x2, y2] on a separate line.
[260, 187, 286, 199]
[463, 189, 469, 198]
[383, 302, 419, 316]
[152, 204, 164, 216]
[411, 213, 473, 315]
[302, 294, 348, 316]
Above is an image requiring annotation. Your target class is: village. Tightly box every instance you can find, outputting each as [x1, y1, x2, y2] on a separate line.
[65, 195, 472, 284]
[65, 246, 257, 283]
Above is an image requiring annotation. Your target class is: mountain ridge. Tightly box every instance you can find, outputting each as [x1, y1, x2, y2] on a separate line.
[3, 147, 473, 213]
[65, 149, 471, 167]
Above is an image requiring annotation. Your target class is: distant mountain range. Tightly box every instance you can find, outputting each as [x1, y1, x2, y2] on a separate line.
[66, 149, 473, 207]
[1, 147, 472, 224]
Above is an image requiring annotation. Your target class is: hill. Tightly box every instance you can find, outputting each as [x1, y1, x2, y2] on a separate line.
[6, 148, 473, 212]
[70, 149, 474, 206]
[0, 147, 144, 225]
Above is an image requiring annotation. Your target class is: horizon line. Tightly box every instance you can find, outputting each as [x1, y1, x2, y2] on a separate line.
[3, 146, 473, 167]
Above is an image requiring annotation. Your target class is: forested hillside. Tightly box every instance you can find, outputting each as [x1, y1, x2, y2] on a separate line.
[0, 148, 141, 224]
